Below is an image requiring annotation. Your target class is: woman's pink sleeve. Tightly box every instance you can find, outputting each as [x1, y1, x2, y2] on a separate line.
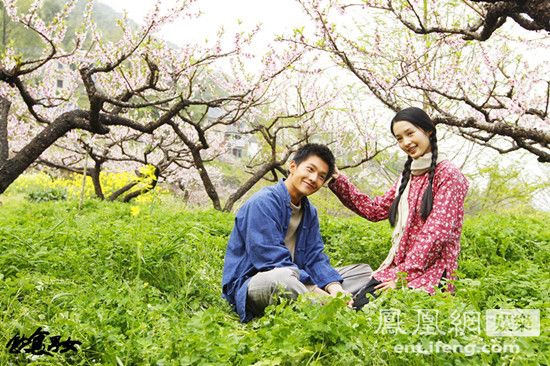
[329, 174, 398, 222]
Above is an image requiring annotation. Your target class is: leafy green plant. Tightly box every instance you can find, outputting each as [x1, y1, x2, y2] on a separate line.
[0, 198, 548, 365]
[25, 187, 67, 202]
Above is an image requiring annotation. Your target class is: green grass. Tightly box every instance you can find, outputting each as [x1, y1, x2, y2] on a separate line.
[0, 198, 548, 365]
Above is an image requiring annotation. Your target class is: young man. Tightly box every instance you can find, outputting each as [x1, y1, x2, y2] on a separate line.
[222, 143, 372, 322]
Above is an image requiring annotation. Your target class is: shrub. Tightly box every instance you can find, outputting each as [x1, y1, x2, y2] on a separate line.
[26, 187, 67, 202]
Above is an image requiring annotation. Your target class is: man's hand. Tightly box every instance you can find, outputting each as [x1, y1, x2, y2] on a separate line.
[312, 286, 330, 296]
[374, 280, 396, 291]
[325, 282, 353, 307]
[325, 282, 349, 296]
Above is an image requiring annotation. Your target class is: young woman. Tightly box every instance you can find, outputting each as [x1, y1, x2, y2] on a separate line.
[328, 107, 469, 308]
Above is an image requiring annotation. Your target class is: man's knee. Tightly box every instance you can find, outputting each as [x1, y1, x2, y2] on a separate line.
[249, 267, 305, 296]
[247, 267, 307, 315]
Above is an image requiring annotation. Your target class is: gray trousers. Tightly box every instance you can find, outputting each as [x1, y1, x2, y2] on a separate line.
[246, 264, 372, 316]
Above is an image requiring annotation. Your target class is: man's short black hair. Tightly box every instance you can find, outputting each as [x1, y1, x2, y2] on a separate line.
[292, 143, 335, 179]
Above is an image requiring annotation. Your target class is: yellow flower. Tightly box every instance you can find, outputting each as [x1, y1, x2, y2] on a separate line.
[130, 206, 141, 217]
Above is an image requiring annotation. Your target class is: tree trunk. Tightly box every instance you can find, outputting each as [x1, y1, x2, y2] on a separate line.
[90, 163, 105, 200]
[190, 148, 222, 211]
[223, 162, 277, 212]
[0, 96, 10, 164]
[108, 182, 138, 201]
[122, 166, 160, 202]
[0, 111, 90, 194]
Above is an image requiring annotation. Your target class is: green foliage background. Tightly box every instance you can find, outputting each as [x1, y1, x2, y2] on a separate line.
[0, 197, 548, 365]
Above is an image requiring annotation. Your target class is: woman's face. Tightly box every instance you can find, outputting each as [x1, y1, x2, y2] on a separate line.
[392, 120, 432, 159]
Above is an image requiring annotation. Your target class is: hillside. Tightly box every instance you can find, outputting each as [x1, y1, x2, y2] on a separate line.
[1, 0, 138, 58]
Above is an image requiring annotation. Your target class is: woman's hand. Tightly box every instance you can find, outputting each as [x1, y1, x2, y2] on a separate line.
[374, 280, 396, 291]
[325, 167, 340, 186]
[332, 166, 340, 180]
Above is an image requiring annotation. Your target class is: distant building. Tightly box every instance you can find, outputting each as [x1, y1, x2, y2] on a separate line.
[224, 124, 247, 158]
[207, 107, 258, 161]
[53, 61, 74, 93]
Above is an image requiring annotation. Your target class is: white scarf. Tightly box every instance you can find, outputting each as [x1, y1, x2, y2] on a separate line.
[373, 152, 444, 275]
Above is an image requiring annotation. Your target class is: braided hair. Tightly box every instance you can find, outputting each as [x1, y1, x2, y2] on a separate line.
[388, 156, 412, 226]
[388, 107, 438, 226]
[419, 133, 438, 221]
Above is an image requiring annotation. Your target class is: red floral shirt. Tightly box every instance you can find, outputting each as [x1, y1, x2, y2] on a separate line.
[329, 160, 469, 293]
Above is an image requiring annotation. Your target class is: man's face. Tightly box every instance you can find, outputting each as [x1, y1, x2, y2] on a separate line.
[287, 155, 329, 198]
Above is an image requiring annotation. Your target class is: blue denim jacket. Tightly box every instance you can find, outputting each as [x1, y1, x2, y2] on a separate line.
[222, 179, 342, 322]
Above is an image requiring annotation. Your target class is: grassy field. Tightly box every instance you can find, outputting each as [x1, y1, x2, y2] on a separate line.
[0, 198, 548, 365]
